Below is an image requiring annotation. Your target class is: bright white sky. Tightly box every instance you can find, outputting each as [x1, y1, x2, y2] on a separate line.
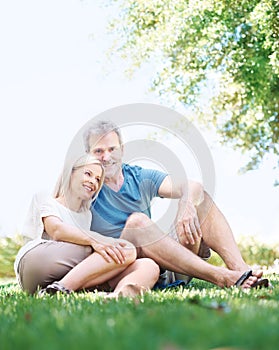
[0, 0, 278, 243]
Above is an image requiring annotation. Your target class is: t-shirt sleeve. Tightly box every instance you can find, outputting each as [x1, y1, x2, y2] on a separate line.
[139, 167, 168, 199]
[22, 192, 62, 240]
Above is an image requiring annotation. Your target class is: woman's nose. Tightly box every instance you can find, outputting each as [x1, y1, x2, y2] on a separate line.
[89, 178, 97, 187]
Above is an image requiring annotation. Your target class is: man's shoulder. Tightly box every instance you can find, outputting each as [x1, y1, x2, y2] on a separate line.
[122, 163, 143, 174]
[122, 163, 167, 180]
[122, 163, 155, 177]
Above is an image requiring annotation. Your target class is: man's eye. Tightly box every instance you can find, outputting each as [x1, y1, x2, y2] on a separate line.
[94, 149, 103, 154]
[85, 171, 91, 176]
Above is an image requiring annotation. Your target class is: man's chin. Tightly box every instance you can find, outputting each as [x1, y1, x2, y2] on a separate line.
[104, 166, 117, 178]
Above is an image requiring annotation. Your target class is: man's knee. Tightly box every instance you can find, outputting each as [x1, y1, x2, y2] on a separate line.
[120, 212, 152, 247]
[125, 212, 151, 229]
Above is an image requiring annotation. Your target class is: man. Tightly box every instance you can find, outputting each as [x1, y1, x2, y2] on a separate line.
[83, 120, 268, 289]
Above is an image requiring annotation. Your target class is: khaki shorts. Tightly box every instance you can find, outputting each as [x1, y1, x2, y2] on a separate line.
[18, 241, 92, 294]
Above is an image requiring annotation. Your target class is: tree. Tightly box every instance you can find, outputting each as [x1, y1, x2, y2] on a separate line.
[108, 0, 279, 172]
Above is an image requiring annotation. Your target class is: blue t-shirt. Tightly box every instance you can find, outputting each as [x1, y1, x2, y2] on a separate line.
[90, 164, 167, 238]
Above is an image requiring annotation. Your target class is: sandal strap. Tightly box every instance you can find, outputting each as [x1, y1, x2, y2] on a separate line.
[234, 270, 252, 286]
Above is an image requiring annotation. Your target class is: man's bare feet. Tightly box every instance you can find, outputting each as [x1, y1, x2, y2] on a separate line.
[229, 269, 269, 289]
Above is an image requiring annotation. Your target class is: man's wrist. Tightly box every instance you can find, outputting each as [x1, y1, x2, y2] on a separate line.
[179, 197, 194, 205]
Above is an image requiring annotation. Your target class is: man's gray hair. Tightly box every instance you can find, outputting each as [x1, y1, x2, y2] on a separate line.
[83, 120, 123, 153]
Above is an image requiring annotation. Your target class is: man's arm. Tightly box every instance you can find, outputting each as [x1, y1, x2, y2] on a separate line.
[158, 176, 204, 245]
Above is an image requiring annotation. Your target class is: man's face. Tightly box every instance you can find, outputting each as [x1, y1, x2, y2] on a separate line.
[89, 131, 123, 179]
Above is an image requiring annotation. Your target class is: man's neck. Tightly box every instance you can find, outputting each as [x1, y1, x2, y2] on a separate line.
[104, 170, 124, 192]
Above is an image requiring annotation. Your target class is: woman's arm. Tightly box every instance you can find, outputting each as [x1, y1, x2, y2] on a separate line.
[43, 215, 130, 264]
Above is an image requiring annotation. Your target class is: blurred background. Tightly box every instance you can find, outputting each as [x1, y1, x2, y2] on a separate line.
[0, 0, 278, 244]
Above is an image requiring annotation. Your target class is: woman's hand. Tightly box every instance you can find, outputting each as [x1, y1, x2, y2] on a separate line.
[91, 238, 128, 264]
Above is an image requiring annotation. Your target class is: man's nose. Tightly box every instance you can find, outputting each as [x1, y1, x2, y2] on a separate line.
[102, 150, 111, 161]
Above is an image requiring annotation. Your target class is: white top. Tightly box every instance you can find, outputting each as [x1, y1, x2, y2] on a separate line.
[14, 191, 92, 275]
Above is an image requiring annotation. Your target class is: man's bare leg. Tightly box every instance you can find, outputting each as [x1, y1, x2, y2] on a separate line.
[120, 213, 262, 288]
[194, 191, 249, 272]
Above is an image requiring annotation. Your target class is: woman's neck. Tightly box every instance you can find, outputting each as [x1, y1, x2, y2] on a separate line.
[56, 195, 82, 212]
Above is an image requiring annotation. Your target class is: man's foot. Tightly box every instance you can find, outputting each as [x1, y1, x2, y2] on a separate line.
[234, 270, 269, 289]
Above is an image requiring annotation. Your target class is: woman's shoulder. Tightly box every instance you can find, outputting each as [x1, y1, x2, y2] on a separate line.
[31, 190, 53, 205]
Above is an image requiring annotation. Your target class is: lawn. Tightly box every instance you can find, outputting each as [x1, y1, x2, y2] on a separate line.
[1, 274, 279, 350]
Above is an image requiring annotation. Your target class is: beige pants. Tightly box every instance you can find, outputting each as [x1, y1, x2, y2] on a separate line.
[18, 241, 92, 294]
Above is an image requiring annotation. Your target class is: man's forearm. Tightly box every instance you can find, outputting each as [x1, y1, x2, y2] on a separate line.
[180, 180, 204, 206]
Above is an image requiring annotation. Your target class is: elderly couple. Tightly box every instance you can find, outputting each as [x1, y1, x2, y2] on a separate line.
[14, 120, 269, 298]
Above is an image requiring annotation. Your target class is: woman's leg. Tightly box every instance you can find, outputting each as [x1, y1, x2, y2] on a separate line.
[19, 237, 137, 294]
[18, 241, 92, 294]
[58, 246, 137, 291]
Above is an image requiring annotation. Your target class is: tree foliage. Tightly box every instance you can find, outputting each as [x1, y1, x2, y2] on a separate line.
[109, 0, 279, 171]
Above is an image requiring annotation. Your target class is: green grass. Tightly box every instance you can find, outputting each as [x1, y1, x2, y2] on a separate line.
[1, 275, 279, 350]
[0, 235, 24, 278]
[1, 235, 279, 349]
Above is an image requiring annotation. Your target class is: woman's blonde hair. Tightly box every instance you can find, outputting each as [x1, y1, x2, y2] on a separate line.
[53, 154, 105, 211]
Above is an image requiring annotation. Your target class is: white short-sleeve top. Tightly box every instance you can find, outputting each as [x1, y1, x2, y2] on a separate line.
[14, 191, 92, 275]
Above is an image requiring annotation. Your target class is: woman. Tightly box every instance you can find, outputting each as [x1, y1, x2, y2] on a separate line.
[14, 154, 160, 297]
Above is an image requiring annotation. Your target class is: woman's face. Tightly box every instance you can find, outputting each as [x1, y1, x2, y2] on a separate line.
[70, 163, 103, 200]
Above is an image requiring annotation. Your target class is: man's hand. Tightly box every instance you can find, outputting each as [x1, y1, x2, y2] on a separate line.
[158, 176, 204, 245]
[91, 238, 128, 264]
[175, 199, 202, 245]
